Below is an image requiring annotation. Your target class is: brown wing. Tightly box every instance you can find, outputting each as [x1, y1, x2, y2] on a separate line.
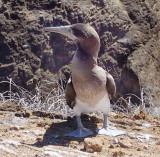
[106, 72, 116, 100]
[65, 77, 76, 109]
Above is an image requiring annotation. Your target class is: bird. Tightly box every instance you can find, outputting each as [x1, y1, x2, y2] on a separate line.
[44, 23, 126, 138]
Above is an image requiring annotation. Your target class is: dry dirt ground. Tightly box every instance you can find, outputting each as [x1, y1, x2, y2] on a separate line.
[0, 103, 160, 157]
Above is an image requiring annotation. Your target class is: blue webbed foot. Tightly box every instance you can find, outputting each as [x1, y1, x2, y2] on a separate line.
[65, 127, 93, 138]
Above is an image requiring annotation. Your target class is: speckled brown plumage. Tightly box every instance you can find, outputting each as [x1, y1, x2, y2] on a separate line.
[44, 23, 120, 138]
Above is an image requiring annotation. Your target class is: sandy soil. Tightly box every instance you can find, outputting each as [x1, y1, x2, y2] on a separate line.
[0, 102, 160, 157]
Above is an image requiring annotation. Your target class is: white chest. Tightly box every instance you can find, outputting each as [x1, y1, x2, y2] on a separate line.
[73, 93, 110, 115]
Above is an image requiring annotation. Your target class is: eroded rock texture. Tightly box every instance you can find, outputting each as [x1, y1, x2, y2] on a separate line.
[0, 0, 160, 106]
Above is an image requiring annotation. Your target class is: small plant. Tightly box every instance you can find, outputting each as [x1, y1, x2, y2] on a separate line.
[0, 77, 73, 116]
[111, 86, 158, 117]
[0, 77, 158, 117]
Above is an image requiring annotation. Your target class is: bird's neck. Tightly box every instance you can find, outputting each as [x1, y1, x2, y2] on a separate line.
[72, 35, 100, 70]
[75, 38, 100, 65]
[75, 47, 97, 68]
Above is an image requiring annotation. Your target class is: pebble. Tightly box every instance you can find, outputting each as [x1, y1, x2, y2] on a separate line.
[36, 137, 43, 142]
[113, 138, 119, 144]
[136, 133, 152, 141]
[133, 110, 152, 120]
[44, 125, 49, 129]
[10, 125, 20, 130]
[69, 141, 80, 149]
[112, 151, 125, 157]
[156, 141, 160, 145]
[128, 132, 152, 142]
[132, 126, 142, 131]
[109, 144, 114, 148]
[118, 140, 131, 148]
[90, 115, 103, 123]
[69, 141, 79, 145]
[86, 148, 94, 153]
[137, 148, 141, 151]
[15, 111, 31, 117]
[143, 145, 148, 149]
[33, 130, 44, 136]
[84, 137, 104, 152]
[22, 130, 30, 134]
[22, 44, 29, 49]
[142, 123, 151, 128]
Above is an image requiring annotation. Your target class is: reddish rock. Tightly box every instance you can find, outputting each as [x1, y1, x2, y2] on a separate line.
[84, 137, 104, 152]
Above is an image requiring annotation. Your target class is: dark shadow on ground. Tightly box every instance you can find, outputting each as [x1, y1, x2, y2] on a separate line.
[33, 114, 98, 147]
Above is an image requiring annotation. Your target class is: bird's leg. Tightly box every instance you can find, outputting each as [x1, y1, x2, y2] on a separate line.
[97, 114, 126, 136]
[103, 114, 108, 129]
[65, 115, 93, 138]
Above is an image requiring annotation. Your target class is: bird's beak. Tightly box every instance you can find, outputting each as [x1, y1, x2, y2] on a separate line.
[44, 25, 77, 41]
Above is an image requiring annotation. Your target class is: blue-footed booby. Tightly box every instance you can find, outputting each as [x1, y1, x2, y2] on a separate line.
[44, 23, 125, 138]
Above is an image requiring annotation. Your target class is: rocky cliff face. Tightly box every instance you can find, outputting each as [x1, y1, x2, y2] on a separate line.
[0, 0, 160, 106]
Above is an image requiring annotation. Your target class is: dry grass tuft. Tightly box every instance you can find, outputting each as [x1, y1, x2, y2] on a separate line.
[0, 77, 159, 117]
[0, 77, 73, 116]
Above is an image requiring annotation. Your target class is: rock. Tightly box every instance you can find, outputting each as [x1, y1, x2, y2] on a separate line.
[15, 111, 31, 118]
[113, 138, 119, 144]
[43, 146, 92, 157]
[84, 137, 104, 152]
[86, 148, 94, 153]
[135, 120, 143, 126]
[0, 146, 17, 156]
[14, 113, 23, 117]
[132, 126, 142, 131]
[89, 115, 103, 123]
[9, 125, 20, 130]
[36, 137, 43, 142]
[118, 140, 132, 148]
[22, 130, 30, 134]
[132, 110, 151, 120]
[69, 141, 79, 149]
[109, 144, 114, 149]
[112, 151, 125, 157]
[69, 141, 79, 145]
[0, 139, 21, 148]
[137, 148, 141, 151]
[33, 130, 44, 136]
[143, 145, 148, 149]
[44, 125, 49, 129]
[142, 123, 151, 128]
[156, 141, 160, 145]
[136, 133, 152, 141]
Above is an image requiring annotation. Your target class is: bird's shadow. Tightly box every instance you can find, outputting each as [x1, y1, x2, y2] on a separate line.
[33, 114, 98, 148]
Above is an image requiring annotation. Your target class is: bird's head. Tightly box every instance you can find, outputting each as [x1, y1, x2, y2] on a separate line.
[44, 23, 100, 58]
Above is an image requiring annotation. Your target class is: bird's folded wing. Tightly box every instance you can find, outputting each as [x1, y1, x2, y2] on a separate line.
[65, 77, 76, 109]
[106, 72, 116, 100]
